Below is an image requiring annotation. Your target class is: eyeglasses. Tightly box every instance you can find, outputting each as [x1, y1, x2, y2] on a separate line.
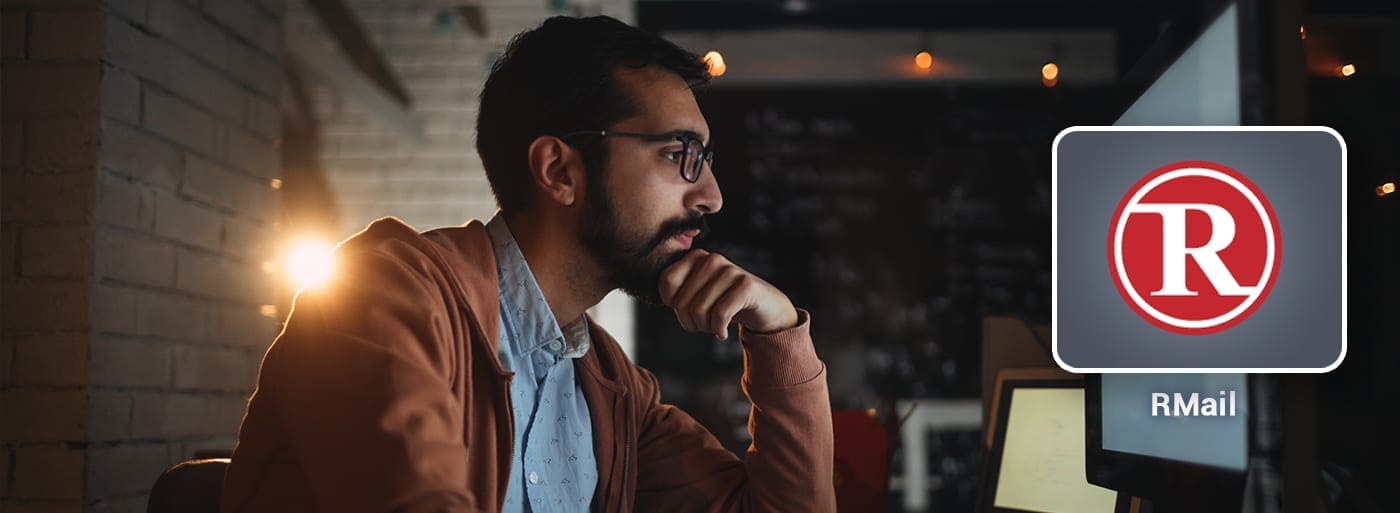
[560, 129, 714, 183]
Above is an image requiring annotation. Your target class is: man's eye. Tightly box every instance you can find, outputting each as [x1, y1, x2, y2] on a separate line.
[663, 150, 684, 162]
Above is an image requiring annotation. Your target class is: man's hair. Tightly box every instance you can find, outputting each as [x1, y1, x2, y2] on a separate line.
[476, 15, 711, 213]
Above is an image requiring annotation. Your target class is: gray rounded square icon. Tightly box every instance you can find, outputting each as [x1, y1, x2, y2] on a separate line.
[1052, 127, 1346, 373]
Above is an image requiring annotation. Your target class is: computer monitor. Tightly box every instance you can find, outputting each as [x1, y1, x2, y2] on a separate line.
[1085, 374, 1249, 512]
[1083, 2, 1252, 511]
[978, 371, 1124, 513]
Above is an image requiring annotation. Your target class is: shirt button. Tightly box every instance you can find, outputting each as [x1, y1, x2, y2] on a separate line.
[528, 471, 540, 485]
[548, 340, 563, 352]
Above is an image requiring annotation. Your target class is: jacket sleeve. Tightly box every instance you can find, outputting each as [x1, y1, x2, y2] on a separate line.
[256, 242, 480, 513]
[631, 309, 836, 513]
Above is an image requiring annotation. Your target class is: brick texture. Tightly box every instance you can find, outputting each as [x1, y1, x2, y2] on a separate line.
[12, 334, 88, 387]
[292, 0, 633, 235]
[84, 443, 169, 498]
[0, 390, 87, 442]
[1, 1, 281, 510]
[10, 445, 85, 499]
[2, 4, 102, 495]
[89, 0, 283, 506]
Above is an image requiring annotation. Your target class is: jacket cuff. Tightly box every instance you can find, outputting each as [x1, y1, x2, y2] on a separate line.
[739, 308, 822, 387]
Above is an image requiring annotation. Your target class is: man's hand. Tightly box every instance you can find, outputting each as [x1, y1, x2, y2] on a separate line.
[658, 249, 799, 340]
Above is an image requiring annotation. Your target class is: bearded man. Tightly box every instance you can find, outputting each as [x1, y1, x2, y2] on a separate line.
[221, 15, 834, 513]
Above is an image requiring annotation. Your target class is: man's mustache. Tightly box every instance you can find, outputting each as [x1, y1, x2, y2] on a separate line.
[648, 214, 709, 250]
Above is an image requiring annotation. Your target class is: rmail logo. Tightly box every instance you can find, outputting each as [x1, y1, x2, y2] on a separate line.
[1052, 127, 1346, 373]
[1108, 161, 1281, 335]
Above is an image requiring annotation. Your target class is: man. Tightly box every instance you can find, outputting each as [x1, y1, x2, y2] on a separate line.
[221, 15, 835, 513]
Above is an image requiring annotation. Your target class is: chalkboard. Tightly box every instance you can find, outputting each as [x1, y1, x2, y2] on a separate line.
[635, 85, 1116, 456]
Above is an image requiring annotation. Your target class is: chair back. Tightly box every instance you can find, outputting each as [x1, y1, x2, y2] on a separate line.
[147, 458, 230, 513]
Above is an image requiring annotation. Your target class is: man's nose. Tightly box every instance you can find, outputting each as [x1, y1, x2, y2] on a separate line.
[687, 162, 723, 214]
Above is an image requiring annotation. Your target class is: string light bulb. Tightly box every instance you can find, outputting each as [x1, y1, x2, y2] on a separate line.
[704, 50, 726, 77]
[1042, 62, 1059, 88]
[914, 51, 933, 71]
[1338, 64, 1356, 78]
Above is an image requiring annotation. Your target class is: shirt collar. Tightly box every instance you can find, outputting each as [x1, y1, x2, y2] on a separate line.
[486, 212, 590, 358]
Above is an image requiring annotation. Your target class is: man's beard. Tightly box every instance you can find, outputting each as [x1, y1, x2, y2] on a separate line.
[579, 174, 708, 306]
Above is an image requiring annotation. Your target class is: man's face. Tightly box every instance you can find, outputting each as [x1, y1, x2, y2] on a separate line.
[578, 66, 724, 305]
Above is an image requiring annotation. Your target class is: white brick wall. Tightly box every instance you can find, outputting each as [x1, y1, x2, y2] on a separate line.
[289, 0, 633, 236]
[92, 1, 284, 509]
[2, 0, 284, 511]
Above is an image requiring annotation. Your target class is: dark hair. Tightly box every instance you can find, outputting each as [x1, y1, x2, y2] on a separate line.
[476, 15, 711, 213]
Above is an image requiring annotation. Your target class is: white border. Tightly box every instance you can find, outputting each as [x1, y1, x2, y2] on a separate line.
[1051, 126, 1348, 374]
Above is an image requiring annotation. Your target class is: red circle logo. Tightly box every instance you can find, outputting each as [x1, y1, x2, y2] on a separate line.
[1107, 161, 1281, 335]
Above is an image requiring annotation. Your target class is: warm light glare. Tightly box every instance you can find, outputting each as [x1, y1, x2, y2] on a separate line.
[704, 50, 726, 77]
[1380, 182, 1396, 197]
[285, 239, 336, 287]
[269, 178, 283, 190]
[1340, 64, 1356, 77]
[1042, 62, 1060, 81]
[1299, 25, 1306, 40]
[259, 305, 278, 318]
[914, 51, 933, 71]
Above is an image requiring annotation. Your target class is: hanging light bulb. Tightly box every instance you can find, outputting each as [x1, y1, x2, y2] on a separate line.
[1338, 63, 1356, 78]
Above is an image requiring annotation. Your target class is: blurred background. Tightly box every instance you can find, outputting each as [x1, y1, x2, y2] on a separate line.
[0, 0, 1395, 512]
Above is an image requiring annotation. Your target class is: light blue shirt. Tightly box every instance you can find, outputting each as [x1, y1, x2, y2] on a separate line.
[486, 213, 597, 513]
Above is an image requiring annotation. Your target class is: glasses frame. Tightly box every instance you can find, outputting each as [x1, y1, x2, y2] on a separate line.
[560, 129, 714, 183]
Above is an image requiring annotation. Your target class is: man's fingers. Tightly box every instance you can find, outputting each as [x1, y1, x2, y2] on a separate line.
[658, 249, 708, 306]
[661, 249, 709, 332]
[670, 252, 729, 312]
[686, 266, 742, 337]
[708, 275, 751, 339]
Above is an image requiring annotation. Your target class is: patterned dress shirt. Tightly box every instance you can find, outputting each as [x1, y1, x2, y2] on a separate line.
[486, 213, 597, 513]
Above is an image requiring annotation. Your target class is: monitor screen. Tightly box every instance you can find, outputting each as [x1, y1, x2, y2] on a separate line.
[988, 385, 1118, 513]
[1099, 374, 1249, 470]
[1115, 3, 1240, 125]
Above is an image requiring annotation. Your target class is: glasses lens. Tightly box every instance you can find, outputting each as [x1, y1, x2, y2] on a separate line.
[683, 139, 704, 182]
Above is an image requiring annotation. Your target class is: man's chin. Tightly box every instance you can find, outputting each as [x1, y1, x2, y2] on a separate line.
[618, 286, 666, 307]
[615, 248, 688, 307]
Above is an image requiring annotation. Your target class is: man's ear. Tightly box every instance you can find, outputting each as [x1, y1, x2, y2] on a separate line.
[526, 135, 583, 207]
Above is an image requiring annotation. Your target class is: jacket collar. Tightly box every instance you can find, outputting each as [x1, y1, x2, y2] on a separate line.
[422, 219, 627, 394]
[419, 220, 507, 376]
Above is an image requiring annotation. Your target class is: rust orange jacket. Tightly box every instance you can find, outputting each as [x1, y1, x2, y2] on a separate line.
[219, 218, 836, 513]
